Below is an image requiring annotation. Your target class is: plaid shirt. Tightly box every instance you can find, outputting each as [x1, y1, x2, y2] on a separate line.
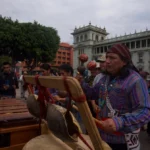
[81, 70, 150, 144]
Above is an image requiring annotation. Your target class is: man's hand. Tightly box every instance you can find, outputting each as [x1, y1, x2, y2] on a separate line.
[93, 105, 101, 113]
[53, 95, 66, 102]
[100, 118, 117, 133]
[91, 100, 100, 113]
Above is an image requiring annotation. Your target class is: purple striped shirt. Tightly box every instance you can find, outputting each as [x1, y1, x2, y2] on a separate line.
[82, 70, 150, 144]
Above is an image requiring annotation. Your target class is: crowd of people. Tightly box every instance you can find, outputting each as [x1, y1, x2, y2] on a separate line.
[0, 43, 150, 150]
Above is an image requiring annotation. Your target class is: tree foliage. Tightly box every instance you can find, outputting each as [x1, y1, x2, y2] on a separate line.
[0, 15, 60, 63]
[0, 56, 12, 68]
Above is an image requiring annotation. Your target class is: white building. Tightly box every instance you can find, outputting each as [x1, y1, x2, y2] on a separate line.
[71, 22, 150, 73]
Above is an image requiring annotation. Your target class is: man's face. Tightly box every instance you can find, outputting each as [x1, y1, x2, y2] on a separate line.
[100, 61, 106, 72]
[60, 70, 71, 76]
[3, 64, 11, 73]
[106, 53, 126, 75]
[41, 69, 50, 76]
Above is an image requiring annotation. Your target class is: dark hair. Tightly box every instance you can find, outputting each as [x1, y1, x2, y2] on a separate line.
[40, 63, 51, 71]
[119, 63, 139, 78]
[59, 64, 73, 76]
[77, 66, 86, 76]
[3, 62, 11, 66]
[117, 55, 139, 77]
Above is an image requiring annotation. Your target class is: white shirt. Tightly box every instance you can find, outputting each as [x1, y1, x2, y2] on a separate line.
[92, 73, 104, 86]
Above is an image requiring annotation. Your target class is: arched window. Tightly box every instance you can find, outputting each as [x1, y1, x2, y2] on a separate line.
[96, 35, 99, 41]
[92, 33, 94, 40]
[84, 34, 87, 41]
[80, 35, 83, 42]
[76, 36, 79, 43]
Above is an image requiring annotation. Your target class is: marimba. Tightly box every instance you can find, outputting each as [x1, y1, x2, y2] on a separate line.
[0, 98, 39, 150]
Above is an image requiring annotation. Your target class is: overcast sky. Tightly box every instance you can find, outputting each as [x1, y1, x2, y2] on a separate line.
[0, 0, 150, 44]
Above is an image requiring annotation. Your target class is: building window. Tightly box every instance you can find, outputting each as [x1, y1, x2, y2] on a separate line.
[84, 34, 87, 41]
[142, 40, 146, 47]
[108, 45, 111, 49]
[96, 35, 99, 41]
[80, 35, 83, 42]
[101, 47, 103, 53]
[82, 49, 84, 53]
[76, 36, 79, 43]
[138, 52, 143, 63]
[78, 49, 84, 55]
[131, 41, 135, 49]
[136, 40, 140, 48]
[92, 49, 94, 54]
[101, 37, 104, 41]
[147, 39, 150, 47]
[97, 47, 100, 53]
[130, 53, 132, 59]
[94, 48, 96, 54]
[78, 49, 80, 55]
[92, 33, 94, 40]
[126, 42, 130, 48]
[60, 47, 65, 50]
[104, 46, 107, 52]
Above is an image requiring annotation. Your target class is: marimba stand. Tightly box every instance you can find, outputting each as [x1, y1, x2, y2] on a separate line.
[0, 98, 39, 150]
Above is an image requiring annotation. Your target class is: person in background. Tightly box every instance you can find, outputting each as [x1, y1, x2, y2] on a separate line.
[53, 64, 73, 105]
[53, 64, 86, 133]
[91, 54, 107, 114]
[40, 63, 52, 76]
[76, 66, 88, 83]
[35, 63, 57, 97]
[0, 62, 18, 98]
[93, 53, 106, 86]
[86, 60, 99, 86]
[19, 71, 28, 99]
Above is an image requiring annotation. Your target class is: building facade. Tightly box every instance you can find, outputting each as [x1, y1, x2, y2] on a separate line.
[51, 42, 73, 67]
[72, 22, 150, 73]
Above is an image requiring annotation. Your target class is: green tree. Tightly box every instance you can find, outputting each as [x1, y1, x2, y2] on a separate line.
[0, 55, 12, 68]
[0, 15, 60, 64]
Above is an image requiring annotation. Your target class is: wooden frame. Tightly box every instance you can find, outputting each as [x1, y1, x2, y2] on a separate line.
[24, 75, 111, 150]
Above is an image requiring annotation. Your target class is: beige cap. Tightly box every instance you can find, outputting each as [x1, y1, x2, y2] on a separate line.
[97, 53, 106, 62]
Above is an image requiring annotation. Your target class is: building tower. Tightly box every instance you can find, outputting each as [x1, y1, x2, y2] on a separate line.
[71, 22, 108, 72]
